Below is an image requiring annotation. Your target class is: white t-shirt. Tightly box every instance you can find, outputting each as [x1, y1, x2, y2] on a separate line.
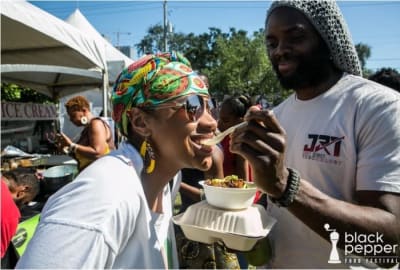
[267, 74, 400, 268]
[17, 141, 180, 269]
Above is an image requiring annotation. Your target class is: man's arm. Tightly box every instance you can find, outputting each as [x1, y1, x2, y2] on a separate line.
[230, 108, 400, 266]
[289, 181, 399, 249]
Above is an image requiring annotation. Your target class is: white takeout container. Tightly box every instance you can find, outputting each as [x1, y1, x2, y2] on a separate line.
[172, 201, 276, 251]
[199, 180, 257, 210]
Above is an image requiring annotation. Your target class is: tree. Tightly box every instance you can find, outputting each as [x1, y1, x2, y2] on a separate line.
[135, 24, 165, 54]
[204, 28, 287, 104]
[355, 42, 371, 77]
[1, 83, 54, 103]
[136, 26, 290, 104]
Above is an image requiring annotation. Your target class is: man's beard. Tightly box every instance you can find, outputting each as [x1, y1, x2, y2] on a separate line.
[273, 44, 332, 90]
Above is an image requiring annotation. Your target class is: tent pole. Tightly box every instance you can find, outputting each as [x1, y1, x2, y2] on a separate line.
[102, 69, 108, 118]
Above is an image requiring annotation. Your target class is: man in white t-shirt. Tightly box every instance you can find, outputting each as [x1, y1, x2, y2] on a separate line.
[231, 1, 400, 268]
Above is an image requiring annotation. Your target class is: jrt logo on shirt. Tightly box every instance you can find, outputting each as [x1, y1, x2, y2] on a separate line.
[303, 134, 344, 165]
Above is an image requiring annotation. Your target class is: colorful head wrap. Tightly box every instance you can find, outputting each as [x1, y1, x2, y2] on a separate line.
[266, 0, 362, 76]
[112, 52, 209, 136]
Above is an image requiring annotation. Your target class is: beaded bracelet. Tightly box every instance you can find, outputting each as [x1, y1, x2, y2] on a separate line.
[270, 168, 301, 207]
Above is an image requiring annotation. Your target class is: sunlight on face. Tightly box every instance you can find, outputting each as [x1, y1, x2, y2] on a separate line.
[148, 97, 216, 172]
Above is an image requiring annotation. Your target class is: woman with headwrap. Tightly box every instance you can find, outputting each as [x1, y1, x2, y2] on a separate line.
[16, 52, 218, 269]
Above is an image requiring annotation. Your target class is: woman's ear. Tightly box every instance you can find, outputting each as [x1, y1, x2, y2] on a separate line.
[127, 108, 152, 137]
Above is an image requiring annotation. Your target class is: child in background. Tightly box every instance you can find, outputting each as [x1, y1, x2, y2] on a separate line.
[218, 95, 253, 181]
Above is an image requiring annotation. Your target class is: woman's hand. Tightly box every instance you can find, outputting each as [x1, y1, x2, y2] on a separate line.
[229, 106, 289, 198]
[55, 133, 73, 153]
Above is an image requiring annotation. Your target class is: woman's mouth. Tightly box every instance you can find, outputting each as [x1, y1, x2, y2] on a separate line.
[190, 136, 213, 154]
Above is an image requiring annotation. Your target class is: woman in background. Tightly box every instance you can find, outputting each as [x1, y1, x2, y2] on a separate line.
[56, 95, 115, 171]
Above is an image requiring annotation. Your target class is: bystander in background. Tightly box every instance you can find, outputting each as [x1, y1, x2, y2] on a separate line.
[368, 67, 400, 92]
[218, 94, 253, 181]
[55, 95, 115, 172]
[1, 169, 40, 268]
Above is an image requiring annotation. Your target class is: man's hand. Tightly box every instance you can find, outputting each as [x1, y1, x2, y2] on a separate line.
[229, 106, 289, 198]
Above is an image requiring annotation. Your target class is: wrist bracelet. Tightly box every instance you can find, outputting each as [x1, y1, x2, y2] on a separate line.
[270, 168, 301, 207]
[63, 146, 72, 155]
[70, 143, 77, 153]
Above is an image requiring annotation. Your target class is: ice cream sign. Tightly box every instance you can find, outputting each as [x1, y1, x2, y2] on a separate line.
[1, 102, 57, 120]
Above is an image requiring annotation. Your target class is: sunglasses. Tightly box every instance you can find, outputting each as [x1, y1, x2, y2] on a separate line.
[149, 95, 218, 122]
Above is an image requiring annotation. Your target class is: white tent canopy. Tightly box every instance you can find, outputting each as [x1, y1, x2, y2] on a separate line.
[64, 8, 135, 117]
[65, 9, 134, 82]
[1, 0, 105, 70]
[1, 64, 103, 99]
[1, 0, 112, 114]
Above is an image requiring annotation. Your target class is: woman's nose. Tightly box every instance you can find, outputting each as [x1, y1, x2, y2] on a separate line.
[199, 109, 218, 131]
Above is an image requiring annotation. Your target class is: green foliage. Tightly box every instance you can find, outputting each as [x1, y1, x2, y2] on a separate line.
[1, 83, 54, 103]
[355, 42, 372, 77]
[136, 25, 289, 105]
[135, 24, 165, 54]
[209, 28, 288, 104]
[1, 83, 21, 101]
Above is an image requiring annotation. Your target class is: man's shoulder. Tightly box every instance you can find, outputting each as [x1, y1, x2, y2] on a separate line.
[334, 74, 399, 109]
[272, 93, 295, 112]
[343, 74, 399, 97]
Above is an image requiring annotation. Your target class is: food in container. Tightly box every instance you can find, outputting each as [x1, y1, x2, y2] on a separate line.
[172, 201, 276, 251]
[204, 174, 247, 188]
[199, 175, 257, 210]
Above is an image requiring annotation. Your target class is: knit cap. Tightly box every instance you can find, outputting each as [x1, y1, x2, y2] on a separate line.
[266, 0, 362, 76]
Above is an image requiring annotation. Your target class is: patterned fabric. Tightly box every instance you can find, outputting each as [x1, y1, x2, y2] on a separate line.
[175, 227, 240, 269]
[111, 52, 209, 136]
[266, 0, 362, 76]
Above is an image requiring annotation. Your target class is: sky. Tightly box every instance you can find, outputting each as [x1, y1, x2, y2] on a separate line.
[29, 1, 400, 72]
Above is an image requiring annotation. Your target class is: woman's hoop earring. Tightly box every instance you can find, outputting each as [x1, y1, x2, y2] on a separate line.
[140, 139, 155, 174]
[80, 116, 88, 125]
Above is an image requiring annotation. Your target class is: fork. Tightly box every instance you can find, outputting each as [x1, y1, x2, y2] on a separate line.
[202, 122, 247, 146]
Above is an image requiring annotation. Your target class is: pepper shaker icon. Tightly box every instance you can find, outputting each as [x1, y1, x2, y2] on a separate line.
[324, 223, 341, 264]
